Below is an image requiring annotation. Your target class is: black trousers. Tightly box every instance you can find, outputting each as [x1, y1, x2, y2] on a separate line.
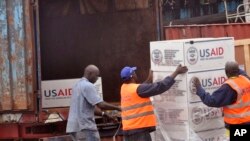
[123, 131, 152, 141]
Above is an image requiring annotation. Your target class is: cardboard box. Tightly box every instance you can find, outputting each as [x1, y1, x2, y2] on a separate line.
[152, 71, 187, 105]
[152, 70, 225, 136]
[151, 123, 227, 141]
[195, 128, 228, 141]
[150, 37, 235, 72]
[153, 69, 227, 103]
[153, 101, 224, 131]
[187, 69, 228, 103]
[188, 103, 224, 132]
[150, 37, 235, 140]
[154, 103, 188, 124]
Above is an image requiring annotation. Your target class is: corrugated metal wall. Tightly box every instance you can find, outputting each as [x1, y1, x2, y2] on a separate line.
[164, 23, 250, 75]
[164, 23, 250, 40]
[0, 0, 35, 112]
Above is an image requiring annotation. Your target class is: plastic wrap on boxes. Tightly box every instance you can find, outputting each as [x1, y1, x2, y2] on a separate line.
[151, 102, 229, 141]
[150, 37, 234, 141]
[151, 71, 229, 140]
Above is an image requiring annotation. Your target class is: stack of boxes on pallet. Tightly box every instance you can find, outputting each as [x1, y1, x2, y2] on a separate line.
[150, 37, 235, 141]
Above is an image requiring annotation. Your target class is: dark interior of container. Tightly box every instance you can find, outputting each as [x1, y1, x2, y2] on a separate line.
[39, 0, 158, 102]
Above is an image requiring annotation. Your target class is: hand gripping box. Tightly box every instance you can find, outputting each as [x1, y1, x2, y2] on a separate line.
[150, 37, 235, 72]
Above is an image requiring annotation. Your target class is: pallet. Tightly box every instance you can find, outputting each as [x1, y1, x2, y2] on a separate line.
[235, 39, 250, 75]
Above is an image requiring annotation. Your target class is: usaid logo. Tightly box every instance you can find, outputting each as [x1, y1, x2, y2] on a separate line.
[187, 47, 198, 65]
[191, 107, 204, 125]
[151, 49, 163, 64]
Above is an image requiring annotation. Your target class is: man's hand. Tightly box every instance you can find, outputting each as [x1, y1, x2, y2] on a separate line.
[192, 77, 201, 88]
[170, 64, 188, 79]
[103, 111, 120, 123]
[175, 64, 188, 74]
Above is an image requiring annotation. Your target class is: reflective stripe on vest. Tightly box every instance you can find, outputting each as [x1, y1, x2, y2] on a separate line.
[226, 76, 250, 109]
[122, 101, 154, 120]
[122, 101, 152, 111]
[225, 80, 242, 108]
[226, 99, 250, 109]
[223, 75, 250, 124]
[224, 111, 250, 118]
[122, 111, 155, 120]
[226, 79, 243, 101]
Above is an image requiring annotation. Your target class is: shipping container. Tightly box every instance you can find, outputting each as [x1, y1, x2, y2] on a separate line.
[2, 0, 249, 140]
[0, 0, 161, 140]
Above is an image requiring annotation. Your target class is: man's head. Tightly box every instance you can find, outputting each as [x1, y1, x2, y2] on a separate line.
[84, 64, 100, 83]
[225, 61, 239, 78]
[120, 66, 137, 83]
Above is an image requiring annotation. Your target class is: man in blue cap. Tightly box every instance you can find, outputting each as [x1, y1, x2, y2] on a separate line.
[120, 64, 188, 141]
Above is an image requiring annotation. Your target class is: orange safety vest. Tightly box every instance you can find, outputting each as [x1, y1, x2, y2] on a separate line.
[120, 83, 157, 131]
[223, 75, 250, 124]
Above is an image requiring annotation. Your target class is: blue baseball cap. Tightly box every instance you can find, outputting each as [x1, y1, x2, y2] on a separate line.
[120, 66, 137, 80]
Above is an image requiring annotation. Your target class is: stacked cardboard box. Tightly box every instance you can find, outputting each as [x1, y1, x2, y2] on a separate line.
[150, 37, 235, 141]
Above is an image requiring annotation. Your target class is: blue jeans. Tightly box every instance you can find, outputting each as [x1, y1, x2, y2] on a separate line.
[70, 130, 100, 141]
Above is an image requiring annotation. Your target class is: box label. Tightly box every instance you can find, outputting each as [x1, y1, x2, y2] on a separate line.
[41, 78, 102, 108]
[188, 69, 227, 102]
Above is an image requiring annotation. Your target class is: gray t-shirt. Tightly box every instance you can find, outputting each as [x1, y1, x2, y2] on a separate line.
[66, 78, 103, 133]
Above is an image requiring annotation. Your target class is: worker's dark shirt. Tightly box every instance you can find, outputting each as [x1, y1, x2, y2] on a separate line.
[122, 76, 175, 135]
[137, 76, 175, 98]
[196, 83, 237, 107]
